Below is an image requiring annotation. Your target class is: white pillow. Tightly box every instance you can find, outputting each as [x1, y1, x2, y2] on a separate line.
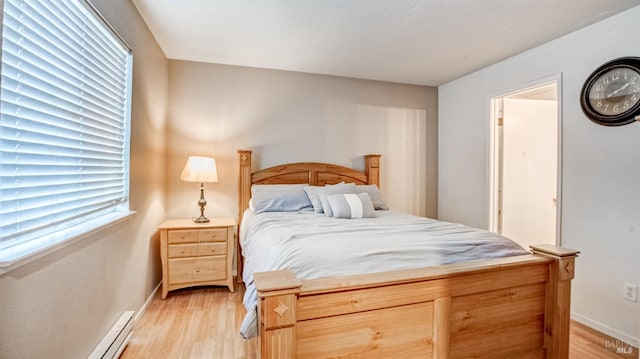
[303, 186, 324, 213]
[327, 193, 376, 219]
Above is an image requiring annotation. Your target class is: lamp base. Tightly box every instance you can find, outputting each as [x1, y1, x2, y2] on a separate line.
[193, 215, 210, 223]
[192, 182, 210, 223]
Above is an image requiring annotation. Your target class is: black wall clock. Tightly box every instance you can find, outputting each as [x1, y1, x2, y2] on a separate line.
[580, 56, 640, 126]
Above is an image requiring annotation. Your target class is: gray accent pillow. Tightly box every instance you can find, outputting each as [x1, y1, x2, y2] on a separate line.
[319, 182, 357, 217]
[356, 185, 389, 210]
[327, 193, 376, 219]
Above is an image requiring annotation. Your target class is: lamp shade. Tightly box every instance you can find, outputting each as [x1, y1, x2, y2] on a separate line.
[180, 156, 219, 183]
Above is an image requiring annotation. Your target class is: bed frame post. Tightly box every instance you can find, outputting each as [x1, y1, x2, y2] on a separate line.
[254, 270, 302, 359]
[364, 154, 381, 186]
[530, 244, 580, 359]
[238, 150, 252, 222]
[433, 296, 451, 359]
[237, 150, 252, 282]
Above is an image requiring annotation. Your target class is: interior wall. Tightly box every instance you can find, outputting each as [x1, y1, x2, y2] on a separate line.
[501, 98, 557, 250]
[0, 1, 169, 357]
[166, 61, 438, 220]
[438, 6, 640, 345]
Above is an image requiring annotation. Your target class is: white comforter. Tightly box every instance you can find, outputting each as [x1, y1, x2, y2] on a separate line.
[239, 210, 528, 339]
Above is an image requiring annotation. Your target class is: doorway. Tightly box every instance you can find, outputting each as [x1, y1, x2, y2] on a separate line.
[490, 80, 561, 249]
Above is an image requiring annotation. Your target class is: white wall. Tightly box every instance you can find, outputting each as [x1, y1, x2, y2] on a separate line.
[0, 1, 169, 357]
[439, 6, 640, 345]
[166, 61, 439, 220]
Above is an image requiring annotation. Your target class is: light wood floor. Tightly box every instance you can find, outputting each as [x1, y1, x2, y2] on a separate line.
[121, 284, 638, 359]
[570, 320, 638, 359]
[121, 285, 257, 359]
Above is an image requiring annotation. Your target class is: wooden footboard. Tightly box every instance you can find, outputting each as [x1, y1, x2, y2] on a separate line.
[254, 244, 578, 359]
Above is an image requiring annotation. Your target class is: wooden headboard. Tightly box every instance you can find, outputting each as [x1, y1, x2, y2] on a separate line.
[235, 150, 381, 281]
[237, 150, 381, 222]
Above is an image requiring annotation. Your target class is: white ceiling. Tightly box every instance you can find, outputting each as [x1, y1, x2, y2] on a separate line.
[131, 0, 639, 87]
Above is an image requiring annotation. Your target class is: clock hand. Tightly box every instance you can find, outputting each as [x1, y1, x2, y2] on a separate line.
[607, 81, 633, 97]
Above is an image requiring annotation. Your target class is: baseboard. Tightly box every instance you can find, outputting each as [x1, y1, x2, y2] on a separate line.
[572, 312, 639, 348]
[134, 281, 162, 323]
[88, 311, 135, 359]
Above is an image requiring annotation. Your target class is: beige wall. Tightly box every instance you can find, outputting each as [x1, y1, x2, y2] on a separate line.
[0, 0, 169, 357]
[166, 61, 438, 221]
[0, 4, 437, 357]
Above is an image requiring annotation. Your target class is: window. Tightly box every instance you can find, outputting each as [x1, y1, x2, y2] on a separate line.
[0, 0, 133, 270]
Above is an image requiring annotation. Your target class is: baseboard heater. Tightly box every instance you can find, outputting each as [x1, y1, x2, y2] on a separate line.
[88, 311, 135, 359]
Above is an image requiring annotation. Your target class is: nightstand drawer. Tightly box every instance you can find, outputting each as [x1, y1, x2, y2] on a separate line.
[168, 243, 199, 258]
[198, 228, 227, 242]
[168, 257, 226, 284]
[199, 242, 226, 255]
[168, 230, 198, 244]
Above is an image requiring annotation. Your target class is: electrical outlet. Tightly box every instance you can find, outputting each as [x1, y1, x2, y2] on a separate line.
[624, 283, 637, 302]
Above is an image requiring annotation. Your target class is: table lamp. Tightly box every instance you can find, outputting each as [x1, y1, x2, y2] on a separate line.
[180, 156, 218, 223]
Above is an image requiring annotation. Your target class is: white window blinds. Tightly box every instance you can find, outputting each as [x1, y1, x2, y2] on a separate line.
[0, 0, 132, 255]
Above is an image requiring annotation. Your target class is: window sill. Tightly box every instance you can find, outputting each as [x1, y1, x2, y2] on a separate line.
[0, 210, 136, 275]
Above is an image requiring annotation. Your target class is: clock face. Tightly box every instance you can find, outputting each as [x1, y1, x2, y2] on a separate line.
[587, 66, 640, 117]
[580, 57, 640, 126]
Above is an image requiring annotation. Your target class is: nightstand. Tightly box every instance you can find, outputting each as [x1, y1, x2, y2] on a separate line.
[159, 217, 235, 299]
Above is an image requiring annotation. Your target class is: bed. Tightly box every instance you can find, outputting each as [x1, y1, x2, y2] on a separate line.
[236, 150, 579, 359]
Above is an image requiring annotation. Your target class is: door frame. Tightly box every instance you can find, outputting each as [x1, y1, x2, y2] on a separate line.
[488, 74, 563, 246]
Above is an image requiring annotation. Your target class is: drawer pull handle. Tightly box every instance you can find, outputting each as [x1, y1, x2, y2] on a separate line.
[210, 248, 215, 252]
[180, 250, 185, 254]
[196, 268, 200, 273]
[210, 234, 216, 238]
[180, 235, 185, 239]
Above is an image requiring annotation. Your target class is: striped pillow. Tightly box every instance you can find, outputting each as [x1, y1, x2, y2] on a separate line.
[326, 193, 376, 219]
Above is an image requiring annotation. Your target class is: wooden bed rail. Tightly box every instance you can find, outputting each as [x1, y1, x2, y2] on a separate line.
[254, 245, 579, 359]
